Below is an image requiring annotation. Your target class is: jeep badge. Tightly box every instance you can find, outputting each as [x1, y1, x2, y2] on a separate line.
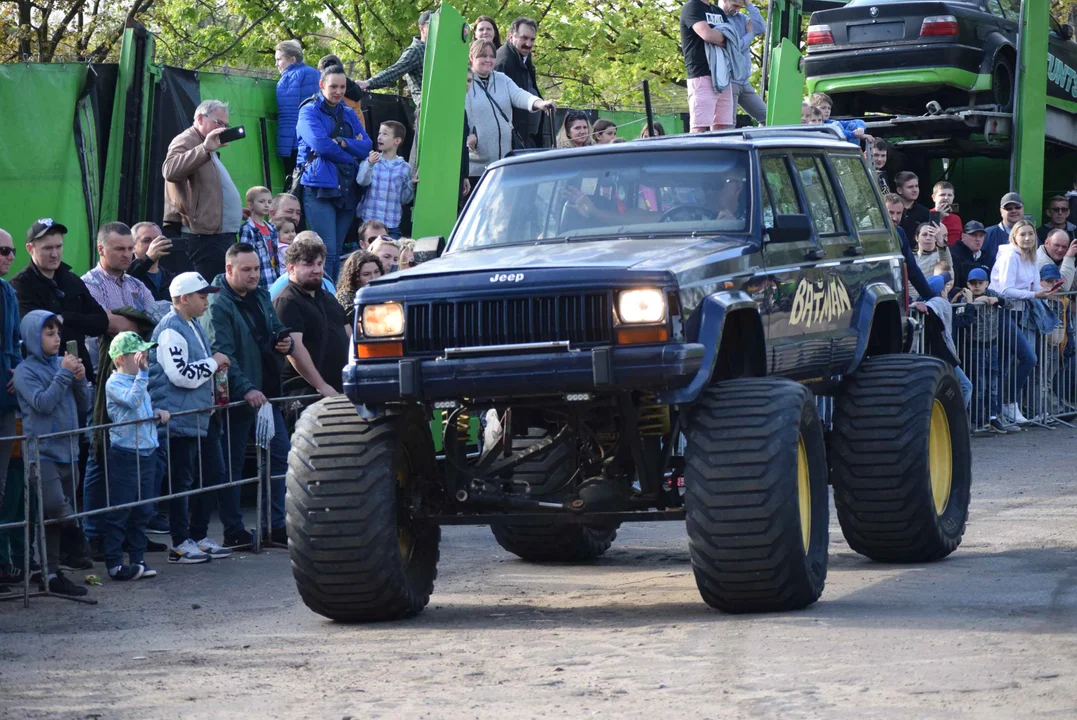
[490, 273, 525, 283]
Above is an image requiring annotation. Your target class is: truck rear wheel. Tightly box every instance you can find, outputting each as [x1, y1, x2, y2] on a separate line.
[490, 433, 617, 562]
[684, 379, 829, 613]
[286, 398, 440, 621]
[829, 355, 971, 563]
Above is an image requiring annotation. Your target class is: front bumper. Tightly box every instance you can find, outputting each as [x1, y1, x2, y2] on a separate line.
[343, 343, 705, 405]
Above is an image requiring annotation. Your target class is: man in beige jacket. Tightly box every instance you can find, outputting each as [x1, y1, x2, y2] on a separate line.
[162, 100, 243, 280]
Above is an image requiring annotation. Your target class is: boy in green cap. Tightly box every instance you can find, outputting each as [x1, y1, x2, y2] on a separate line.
[103, 331, 170, 581]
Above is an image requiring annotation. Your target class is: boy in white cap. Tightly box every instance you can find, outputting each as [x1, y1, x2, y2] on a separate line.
[103, 331, 170, 581]
[148, 272, 234, 564]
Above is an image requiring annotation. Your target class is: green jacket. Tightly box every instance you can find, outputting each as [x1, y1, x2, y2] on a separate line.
[201, 274, 291, 399]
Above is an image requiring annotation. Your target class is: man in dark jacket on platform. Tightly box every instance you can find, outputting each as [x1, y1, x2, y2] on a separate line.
[13, 219, 108, 375]
[495, 17, 547, 148]
[202, 243, 293, 546]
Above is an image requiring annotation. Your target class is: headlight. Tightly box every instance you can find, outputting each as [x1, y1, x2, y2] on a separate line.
[362, 303, 405, 337]
[618, 288, 666, 324]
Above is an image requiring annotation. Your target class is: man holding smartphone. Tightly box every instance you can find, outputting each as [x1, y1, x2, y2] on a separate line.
[201, 243, 293, 547]
[162, 99, 244, 281]
[930, 181, 963, 246]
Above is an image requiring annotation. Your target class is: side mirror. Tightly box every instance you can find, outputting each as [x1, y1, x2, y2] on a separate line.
[1063, 24, 1074, 41]
[767, 214, 813, 244]
[413, 236, 446, 265]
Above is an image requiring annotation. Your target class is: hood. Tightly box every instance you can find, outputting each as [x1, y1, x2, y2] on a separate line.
[391, 236, 746, 280]
[20, 309, 59, 364]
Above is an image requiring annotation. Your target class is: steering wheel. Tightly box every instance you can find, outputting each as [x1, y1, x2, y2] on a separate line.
[659, 204, 719, 223]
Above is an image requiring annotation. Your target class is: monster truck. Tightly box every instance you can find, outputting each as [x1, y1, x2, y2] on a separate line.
[285, 125, 972, 621]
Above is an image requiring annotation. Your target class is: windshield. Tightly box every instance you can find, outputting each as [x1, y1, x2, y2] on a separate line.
[451, 149, 752, 251]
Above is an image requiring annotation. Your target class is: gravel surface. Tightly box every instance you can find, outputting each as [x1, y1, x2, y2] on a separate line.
[2, 428, 1076, 719]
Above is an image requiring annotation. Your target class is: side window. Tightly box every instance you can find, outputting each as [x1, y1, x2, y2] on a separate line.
[985, 0, 1007, 20]
[995, 0, 1020, 19]
[792, 155, 846, 236]
[761, 156, 803, 230]
[830, 155, 887, 232]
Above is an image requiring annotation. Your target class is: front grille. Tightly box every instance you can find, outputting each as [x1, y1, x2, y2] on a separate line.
[405, 293, 613, 354]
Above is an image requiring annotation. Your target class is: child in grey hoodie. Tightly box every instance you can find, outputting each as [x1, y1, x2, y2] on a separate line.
[14, 310, 91, 597]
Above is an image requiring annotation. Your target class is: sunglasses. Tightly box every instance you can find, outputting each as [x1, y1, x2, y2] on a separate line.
[0, 247, 14, 258]
[1050, 206, 1069, 212]
[566, 111, 589, 122]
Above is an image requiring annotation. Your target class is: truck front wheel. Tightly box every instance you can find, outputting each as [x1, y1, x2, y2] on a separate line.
[286, 398, 440, 621]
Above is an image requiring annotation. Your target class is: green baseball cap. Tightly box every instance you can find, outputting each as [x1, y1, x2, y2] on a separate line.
[108, 331, 156, 360]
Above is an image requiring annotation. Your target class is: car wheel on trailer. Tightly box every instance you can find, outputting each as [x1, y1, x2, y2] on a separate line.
[683, 379, 829, 613]
[286, 397, 440, 621]
[828, 355, 971, 563]
[490, 432, 618, 562]
[990, 53, 1015, 112]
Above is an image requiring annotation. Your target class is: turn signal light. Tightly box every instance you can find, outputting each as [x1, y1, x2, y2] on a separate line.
[357, 342, 403, 359]
[615, 327, 669, 345]
[806, 24, 834, 45]
[920, 15, 958, 37]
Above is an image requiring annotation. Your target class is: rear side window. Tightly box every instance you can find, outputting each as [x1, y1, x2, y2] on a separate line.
[830, 155, 887, 232]
[760, 156, 802, 229]
[793, 155, 846, 236]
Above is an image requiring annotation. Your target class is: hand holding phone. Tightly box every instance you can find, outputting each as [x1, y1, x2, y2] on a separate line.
[928, 210, 942, 225]
[218, 125, 246, 144]
[1052, 279, 1065, 293]
[66, 340, 78, 357]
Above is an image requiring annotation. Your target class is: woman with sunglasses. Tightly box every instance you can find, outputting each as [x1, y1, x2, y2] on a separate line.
[556, 111, 593, 149]
[465, 39, 556, 189]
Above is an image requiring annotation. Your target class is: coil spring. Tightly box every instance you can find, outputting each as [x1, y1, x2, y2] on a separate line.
[638, 396, 671, 437]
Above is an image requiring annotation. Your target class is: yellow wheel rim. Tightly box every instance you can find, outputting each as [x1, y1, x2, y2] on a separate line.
[928, 399, 953, 515]
[796, 436, 811, 553]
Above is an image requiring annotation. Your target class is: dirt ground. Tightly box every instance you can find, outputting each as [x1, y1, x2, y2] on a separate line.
[2, 427, 1076, 719]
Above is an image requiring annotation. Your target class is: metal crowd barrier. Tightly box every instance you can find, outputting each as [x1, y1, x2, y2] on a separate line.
[910, 290, 1077, 433]
[3, 393, 319, 607]
[0, 434, 35, 607]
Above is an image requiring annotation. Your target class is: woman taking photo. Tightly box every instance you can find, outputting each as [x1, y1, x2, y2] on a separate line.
[465, 39, 556, 186]
[557, 110, 593, 148]
[474, 16, 501, 48]
[295, 64, 372, 283]
[991, 218, 1054, 424]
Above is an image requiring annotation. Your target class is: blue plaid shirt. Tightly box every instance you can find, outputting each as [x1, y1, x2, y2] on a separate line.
[356, 156, 415, 229]
[239, 219, 280, 290]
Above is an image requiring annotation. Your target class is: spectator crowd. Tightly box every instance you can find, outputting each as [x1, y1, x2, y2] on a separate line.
[1, 1, 1073, 601]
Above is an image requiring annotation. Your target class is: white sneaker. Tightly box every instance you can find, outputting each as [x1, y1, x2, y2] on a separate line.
[196, 537, 232, 559]
[168, 539, 211, 564]
[1003, 403, 1029, 425]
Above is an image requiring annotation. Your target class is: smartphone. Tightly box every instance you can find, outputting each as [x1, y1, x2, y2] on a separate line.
[928, 210, 942, 225]
[1052, 279, 1065, 293]
[275, 328, 293, 342]
[218, 125, 246, 144]
[65, 340, 78, 357]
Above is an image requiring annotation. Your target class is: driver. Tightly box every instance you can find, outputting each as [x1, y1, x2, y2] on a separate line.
[703, 168, 747, 221]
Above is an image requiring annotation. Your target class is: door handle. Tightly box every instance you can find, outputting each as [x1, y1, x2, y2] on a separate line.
[804, 248, 825, 261]
[844, 245, 864, 257]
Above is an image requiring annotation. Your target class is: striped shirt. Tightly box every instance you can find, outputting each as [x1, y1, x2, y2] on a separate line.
[239, 219, 280, 290]
[82, 265, 156, 368]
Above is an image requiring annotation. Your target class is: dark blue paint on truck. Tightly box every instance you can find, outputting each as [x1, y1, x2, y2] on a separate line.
[344, 127, 908, 408]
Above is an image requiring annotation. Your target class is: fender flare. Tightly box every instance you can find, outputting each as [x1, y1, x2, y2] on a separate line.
[846, 282, 901, 375]
[657, 291, 763, 405]
[978, 34, 1015, 79]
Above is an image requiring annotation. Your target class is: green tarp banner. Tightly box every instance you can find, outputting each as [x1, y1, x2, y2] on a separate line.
[0, 64, 94, 275]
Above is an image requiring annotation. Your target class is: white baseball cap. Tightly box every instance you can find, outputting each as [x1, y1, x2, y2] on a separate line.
[169, 272, 219, 298]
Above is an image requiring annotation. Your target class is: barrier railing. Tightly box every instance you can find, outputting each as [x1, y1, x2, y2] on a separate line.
[0, 434, 36, 607]
[7, 393, 318, 606]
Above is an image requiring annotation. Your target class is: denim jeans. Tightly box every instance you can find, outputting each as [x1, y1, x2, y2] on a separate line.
[954, 366, 973, 408]
[999, 312, 1036, 405]
[303, 192, 355, 284]
[969, 344, 1002, 422]
[82, 452, 104, 540]
[158, 418, 235, 546]
[101, 447, 157, 568]
[219, 404, 289, 532]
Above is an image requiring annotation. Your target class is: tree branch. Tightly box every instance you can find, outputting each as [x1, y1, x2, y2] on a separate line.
[193, 0, 282, 69]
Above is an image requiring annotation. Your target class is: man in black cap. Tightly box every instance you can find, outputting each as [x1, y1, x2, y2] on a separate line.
[984, 192, 1026, 257]
[950, 220, 995, 289]
[12, 219, 108, 375]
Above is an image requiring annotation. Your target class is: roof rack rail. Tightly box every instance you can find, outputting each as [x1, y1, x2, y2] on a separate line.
[736, 125, 846, 141]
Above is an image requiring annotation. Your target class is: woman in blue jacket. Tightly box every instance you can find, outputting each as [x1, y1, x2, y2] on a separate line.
[275, 40, 322, 181]
[296, 65, 372, 282]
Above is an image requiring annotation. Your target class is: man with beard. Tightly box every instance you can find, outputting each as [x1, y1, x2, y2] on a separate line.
[272, 232, 350, 398]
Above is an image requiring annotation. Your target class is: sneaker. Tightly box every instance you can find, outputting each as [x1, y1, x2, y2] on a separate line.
[196, 537, 232, 559]
[168, 539, 211, 564]
[223, 529, 254, 549]
[136, 561, 157, 579]
[59, 553, 94, 572]
[108, 564, 145, 582]
[0, 565, 23, 584]
[48, 571, 88, 597]
[145, 515, 170, 535]
[988, 417, 1009, 434]
[1002, 403, 1029, 425]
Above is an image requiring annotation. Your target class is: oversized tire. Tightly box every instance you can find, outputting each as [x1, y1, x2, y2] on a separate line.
[490, 432, 617, 562]
[286, 397, 440, 622]
[684, 379, 829, 613]
[829, 355, 971, 563]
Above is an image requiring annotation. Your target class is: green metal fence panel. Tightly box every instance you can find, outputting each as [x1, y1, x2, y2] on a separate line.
[198, 73, 287, 196]
[0, 64, 94, 275]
